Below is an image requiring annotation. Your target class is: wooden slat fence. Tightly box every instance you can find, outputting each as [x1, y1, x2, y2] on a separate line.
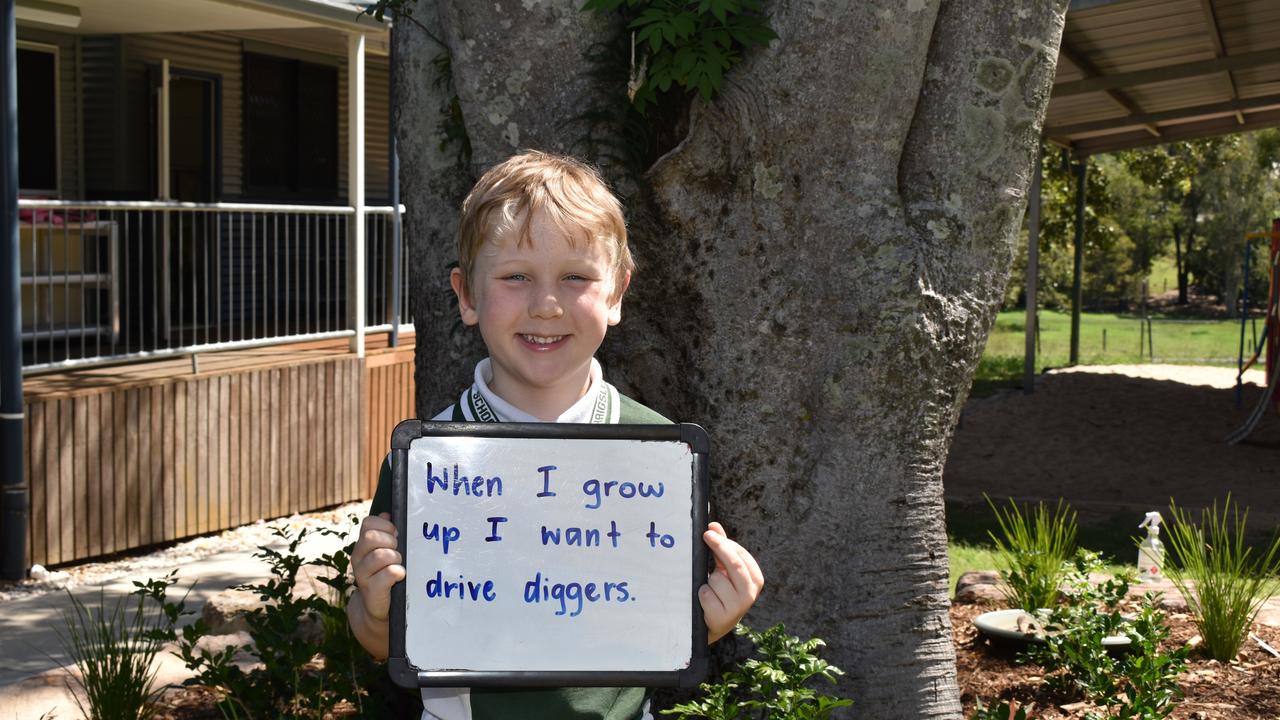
[22, 344, 415, 568]
[363, 346, 417, 498]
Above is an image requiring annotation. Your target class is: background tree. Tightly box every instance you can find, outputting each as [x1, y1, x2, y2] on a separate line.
[1191, 131, 1280, 316]
[392, 2, 1067, 716]
[1118, 138, 1234, 305]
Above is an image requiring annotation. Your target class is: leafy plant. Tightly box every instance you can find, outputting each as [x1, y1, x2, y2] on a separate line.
[582, 0, 777, 113]
[1023, 551, 1189, 720]
[1162, 497, 1280, 661]
[986, 496, 1078, 611]
[142, 518, 391, 720]
[56, 586, 173, 720]
[971, 698, 1028, 720]
[662, 623, 852, 720]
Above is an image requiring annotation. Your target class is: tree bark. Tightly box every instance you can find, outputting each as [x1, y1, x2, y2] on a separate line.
[399, 1, 1066, 716]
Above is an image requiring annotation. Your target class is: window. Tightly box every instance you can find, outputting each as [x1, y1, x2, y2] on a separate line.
[243, 52, 337, 201]
[17, 44, 59, 195]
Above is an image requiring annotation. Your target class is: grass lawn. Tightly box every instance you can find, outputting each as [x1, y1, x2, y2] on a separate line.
[972, 309, 1252, 397]
[947, 502, 1136, 594]
[1147, 254, 1179, 297]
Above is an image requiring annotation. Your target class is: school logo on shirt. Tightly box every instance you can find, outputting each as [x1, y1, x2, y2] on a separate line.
[467, 387, 499, 424]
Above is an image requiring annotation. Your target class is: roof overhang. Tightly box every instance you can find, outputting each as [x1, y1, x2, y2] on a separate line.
[15, 0, 385, 35]
[1047, 0, 1280, 156]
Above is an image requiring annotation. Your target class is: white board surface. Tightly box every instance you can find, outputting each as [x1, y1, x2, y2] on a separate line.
[403, 435, 696, 673]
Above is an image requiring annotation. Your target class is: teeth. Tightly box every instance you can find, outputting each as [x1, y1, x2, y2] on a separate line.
[522, 334, 564, 344]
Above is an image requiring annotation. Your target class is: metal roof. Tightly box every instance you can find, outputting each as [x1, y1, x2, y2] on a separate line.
[1047, 0, 1280, 156]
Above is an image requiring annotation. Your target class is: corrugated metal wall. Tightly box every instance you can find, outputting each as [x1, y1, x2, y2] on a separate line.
[122, 31, 390, 203]
[17, 26, 389, 204]
[126, 33, 245, 198]
[80, 36, 126, 198]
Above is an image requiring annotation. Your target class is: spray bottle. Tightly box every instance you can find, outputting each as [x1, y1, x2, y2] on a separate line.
[1137, 511, 1164, 582]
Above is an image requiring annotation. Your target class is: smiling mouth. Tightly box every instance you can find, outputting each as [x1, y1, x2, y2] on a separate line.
[520, 334, 566, 345]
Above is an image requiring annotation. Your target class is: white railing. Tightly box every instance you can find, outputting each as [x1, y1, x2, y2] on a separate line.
[17, 200, 412, 374]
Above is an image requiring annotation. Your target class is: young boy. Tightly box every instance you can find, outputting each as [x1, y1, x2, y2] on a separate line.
[348, 151, 764, 720]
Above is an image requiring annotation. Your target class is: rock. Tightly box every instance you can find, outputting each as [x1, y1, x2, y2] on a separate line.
[28, 563, 70, 584]
[202, 588, 261, 635]
[192, 631, 256, 664]
[201, 566, 344, 638]
[954, 571, 1003, 604]
[1257, 598, 1280, 628]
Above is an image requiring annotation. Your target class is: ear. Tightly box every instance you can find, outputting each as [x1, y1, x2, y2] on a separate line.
[450, 267, 480, 326]
[607, 271, 631, 326]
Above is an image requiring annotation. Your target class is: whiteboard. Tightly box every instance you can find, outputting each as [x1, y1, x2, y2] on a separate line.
[387, 421, 710, 689]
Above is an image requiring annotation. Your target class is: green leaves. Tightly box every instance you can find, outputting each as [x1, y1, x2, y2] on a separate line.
[1021, 552, 1188, 720]
[1162, 496, 1280, 662]
[663, 624, 852, 720]
[584, 0, 777, 112]
[56, 587, 171, 720]
[134, 515, 390, 720]
[986, 496, 1078, 612]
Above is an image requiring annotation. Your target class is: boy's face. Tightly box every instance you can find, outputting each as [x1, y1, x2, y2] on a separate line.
[451, 210, 628, 408]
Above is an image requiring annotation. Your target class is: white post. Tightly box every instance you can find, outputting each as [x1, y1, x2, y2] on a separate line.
[159, 59, 169, 200]
[348, 32, 366, 357]
[159, 58, 171, 341]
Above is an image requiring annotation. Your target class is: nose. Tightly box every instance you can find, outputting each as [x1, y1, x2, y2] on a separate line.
[529, 283, 563, 319]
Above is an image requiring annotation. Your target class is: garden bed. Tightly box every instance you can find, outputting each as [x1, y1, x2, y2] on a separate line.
[953, 598, 1280, 719]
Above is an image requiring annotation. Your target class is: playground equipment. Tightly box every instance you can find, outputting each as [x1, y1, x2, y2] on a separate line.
[1227, 219, 1280, 445]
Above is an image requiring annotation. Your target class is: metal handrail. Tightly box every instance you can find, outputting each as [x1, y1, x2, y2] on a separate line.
[17, 200, 412, 374]
[19, 199, 404, 214]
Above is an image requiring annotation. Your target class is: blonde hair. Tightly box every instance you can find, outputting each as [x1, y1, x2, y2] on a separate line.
[457, 151, 633, 298]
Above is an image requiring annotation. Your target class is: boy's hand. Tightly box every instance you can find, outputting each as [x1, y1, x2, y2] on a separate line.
[699, 521, 764, 643]
[351, 512, 405, 622]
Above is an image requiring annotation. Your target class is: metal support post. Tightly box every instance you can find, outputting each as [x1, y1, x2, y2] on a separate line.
[389, 20, 401, 349]
[2, 0, 30, 581]
[1069, 158, 1087, 366]
[1024, 148, 1041, 394]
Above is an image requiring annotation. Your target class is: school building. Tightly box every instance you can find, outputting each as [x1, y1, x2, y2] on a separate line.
[6, 0, 415, 572]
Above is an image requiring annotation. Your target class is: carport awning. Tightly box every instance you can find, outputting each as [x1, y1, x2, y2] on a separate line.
[1048, 0, 1280, 156]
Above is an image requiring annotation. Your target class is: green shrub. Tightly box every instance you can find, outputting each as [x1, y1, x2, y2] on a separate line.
[580, 0, 777, 113]
[141, 518, 390, 720]
[662, 624, 852, 720]
[1162, 497, 1280, 661]
[971, 698, 1027, 720]
[987, 497, 1078, 611]
[56, 587, 172, 720]
[1023, 551, 1189, 720]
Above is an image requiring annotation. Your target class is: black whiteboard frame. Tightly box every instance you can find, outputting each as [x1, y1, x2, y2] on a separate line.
[387, 420, 711, 689]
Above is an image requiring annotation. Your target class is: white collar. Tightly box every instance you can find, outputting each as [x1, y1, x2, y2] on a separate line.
[460, 357, 620, 424]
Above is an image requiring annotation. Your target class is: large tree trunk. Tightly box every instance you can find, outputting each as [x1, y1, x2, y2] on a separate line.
[1174, 224, 1188, 305]
[397, 2, 1065, 716]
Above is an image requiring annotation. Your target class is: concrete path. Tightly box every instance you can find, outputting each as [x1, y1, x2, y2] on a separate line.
[0, 531, 350, 720]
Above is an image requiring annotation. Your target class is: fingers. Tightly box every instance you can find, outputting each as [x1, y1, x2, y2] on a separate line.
[700, 524, 764, 643]
[352, 512, 404, 622]
[704, 527, 765, 597]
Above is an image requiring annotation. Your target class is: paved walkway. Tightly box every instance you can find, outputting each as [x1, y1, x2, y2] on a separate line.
[0, 528, 351, 720]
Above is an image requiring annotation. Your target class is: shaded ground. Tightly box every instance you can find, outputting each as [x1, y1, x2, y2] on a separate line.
[945, 365, 1280, 534]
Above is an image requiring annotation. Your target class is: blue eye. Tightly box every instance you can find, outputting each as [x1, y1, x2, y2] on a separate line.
[505, 273, 528, 281]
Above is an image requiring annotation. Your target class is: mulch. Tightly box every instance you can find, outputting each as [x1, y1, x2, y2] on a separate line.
[952, 599, 1280, 719]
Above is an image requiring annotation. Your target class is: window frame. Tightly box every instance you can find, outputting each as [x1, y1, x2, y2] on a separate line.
[16, 40, 61, 197]
[241, 50, 339, 203]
